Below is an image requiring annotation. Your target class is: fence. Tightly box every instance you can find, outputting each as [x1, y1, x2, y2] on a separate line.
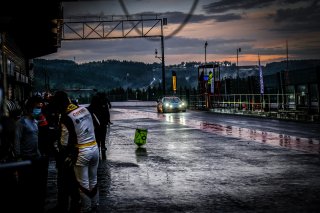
[187, 93, 319, 121]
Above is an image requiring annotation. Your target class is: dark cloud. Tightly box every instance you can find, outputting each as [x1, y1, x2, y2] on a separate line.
[273, 1, 320, 22]
[43, 0, 320, 64]
[202, 0, 275, 14]
[210, 13, 242, 22]
[202, 0, 315, 14]
[159, 11, 242, 24]
[160, 11, 209, 24]
[165, 37, 255, 55]
[269, 1, 320, 33]
[59, 36, 256, 57]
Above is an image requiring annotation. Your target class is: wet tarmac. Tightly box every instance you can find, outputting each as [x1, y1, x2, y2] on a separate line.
[45, 107, 320, 212]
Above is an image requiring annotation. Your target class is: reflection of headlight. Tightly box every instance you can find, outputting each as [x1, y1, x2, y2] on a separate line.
[179, 102, 186, 108]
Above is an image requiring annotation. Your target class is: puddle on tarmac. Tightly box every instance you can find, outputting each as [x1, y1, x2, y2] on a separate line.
[199, 121, 320, 154]
[112, 108, 320, 154]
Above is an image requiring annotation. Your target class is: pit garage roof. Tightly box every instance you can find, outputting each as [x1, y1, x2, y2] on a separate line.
[0, 1, 66, 59]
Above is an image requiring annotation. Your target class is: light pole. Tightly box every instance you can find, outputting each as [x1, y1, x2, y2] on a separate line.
[204, 41, 208, 108]
[155, 48, 165, 95]
[204, 41, 208, 65]
[126, 73, 129, 100]
[236, 47, 241, 94]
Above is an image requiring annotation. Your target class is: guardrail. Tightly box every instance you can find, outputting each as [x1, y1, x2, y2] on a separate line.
[188, 93, 319, 122]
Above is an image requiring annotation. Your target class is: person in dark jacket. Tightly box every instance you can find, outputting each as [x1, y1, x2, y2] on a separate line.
[14, 95, 48, 212]
[87, 92, 110, 159]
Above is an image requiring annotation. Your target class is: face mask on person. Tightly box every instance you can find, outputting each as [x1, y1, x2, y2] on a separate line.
[32, 108, 42, 118]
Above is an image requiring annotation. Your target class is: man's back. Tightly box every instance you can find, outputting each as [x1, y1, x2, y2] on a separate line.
[88, 93, 109, 126]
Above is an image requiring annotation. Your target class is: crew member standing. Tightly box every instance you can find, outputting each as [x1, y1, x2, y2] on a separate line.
[87, 92, 109, 160]
[54, 91, 100, 213]
[14, 95, 48, 212]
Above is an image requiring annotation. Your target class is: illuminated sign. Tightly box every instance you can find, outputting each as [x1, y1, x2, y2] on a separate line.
[172, 71, 177, 92]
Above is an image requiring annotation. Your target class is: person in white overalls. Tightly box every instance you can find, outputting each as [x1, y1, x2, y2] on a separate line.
[54, 91, 100, 213]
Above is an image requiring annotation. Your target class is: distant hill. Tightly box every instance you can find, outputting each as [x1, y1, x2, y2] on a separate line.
[33, 59, 199, 92]
[264, 59, 320, 75]
[33, 59, 320, 93]
[218, 59, 320, 79]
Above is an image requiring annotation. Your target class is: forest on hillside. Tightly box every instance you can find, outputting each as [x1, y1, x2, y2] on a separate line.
[33, 59, 199, 93]
[33, 58, 320, 101]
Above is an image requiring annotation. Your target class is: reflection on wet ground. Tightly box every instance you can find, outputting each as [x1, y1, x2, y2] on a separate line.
[200, 122, 320, 154]
[45, 107, 320, 213]
[113, 108, 320, 154]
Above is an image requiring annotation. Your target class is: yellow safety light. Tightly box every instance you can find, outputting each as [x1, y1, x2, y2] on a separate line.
[172, 71, 177, 92]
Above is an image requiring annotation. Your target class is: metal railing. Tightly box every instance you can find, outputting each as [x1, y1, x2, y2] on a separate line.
[188, 93, 319, 113]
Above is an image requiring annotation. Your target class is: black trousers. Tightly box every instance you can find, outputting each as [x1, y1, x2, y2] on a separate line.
[95, 125, 107, 150]
[95, 125, 107, 159]
[17, 157, 48, 213]
[56, 156, 80, 213]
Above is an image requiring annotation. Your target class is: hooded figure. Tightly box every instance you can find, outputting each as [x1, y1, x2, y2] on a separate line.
[87, 92, 110, 159]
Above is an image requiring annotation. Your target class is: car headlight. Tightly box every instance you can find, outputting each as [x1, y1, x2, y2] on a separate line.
[165, 103, 169, 107]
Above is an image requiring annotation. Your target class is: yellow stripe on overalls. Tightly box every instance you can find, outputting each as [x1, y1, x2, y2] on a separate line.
[76, 141, 97, 148]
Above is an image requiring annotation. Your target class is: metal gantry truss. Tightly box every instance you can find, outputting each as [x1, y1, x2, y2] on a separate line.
[62, 16, 163, 40]
[59, 15, 166, 94]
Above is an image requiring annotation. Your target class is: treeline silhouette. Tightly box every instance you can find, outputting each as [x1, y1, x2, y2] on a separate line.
[33, 59, 199, 102]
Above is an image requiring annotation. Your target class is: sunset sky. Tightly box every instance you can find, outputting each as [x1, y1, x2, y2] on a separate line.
[40, 0, 320, 66]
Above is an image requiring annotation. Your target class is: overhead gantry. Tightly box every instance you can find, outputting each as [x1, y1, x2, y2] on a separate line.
[59, 15, 167, 95]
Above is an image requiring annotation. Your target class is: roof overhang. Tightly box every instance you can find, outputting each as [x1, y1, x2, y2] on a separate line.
[0, 1, 63, 59]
